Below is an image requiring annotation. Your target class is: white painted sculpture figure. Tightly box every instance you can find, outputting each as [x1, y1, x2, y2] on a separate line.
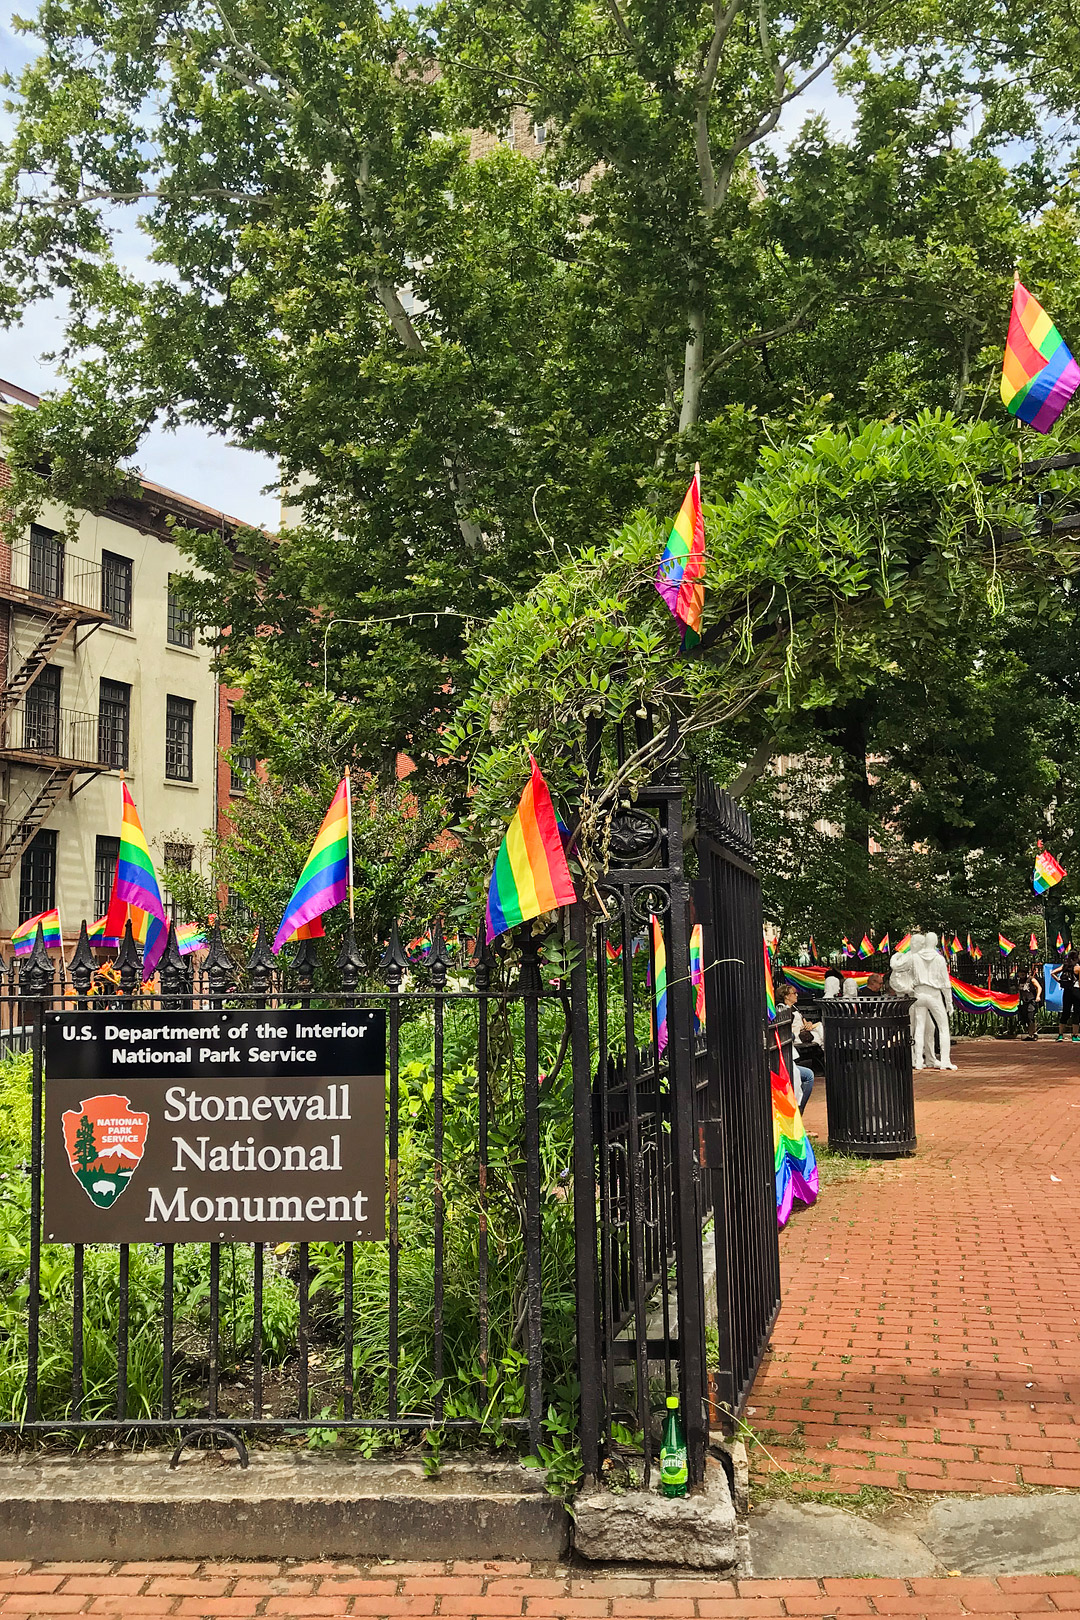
[888, 938, 919, 1046]
[909, 931, 956, 1071]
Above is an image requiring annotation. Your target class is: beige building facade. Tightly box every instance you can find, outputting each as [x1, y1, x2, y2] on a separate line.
[0, 378, 253, 945]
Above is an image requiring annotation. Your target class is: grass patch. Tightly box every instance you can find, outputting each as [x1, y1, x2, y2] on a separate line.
[812, 1140, 878, 1188]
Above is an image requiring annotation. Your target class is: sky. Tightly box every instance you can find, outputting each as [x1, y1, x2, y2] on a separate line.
[0, 1, 853, 534]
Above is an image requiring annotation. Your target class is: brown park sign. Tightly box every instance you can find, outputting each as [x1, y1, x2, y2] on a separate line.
[44, 1009, 386, 1243]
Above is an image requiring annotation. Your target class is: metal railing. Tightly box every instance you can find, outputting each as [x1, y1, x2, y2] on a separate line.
[0, 702, 103, 765]
[7, 542, 106, 614]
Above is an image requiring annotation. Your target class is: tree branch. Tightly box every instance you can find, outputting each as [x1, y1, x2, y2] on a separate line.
[20, 187, 276, 210]
[699, 293, 823, 384]
[694, 0, 746, 213]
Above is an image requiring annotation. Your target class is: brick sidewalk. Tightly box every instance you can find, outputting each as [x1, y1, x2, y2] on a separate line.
[2, 1563, 1080, 1619]
[752, 1039, 1080, 1495]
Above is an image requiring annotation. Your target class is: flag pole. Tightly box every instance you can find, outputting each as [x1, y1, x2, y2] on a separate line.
[345, 768, 355, 923]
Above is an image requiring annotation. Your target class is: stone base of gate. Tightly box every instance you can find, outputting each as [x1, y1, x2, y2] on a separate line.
[573, 1458, 736, 1569]
[0, 1452, 570, 1562]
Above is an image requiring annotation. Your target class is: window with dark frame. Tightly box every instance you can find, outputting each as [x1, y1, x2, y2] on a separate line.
[24, 664, 61, 756]
[162, 842, 194, 920]
[167, 576, 194, 648]
[28, 526, 64, 600]
[94, 835, 120, 920]
[98, 678, 130, 770]
[165, 695, 194, 781]
[19, 829, 57, 921]
[101, 551, 133, 629]
[229, 707, 256, 792]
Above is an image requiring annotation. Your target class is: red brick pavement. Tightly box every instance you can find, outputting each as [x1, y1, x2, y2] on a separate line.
[1, 1565, 1080, 1620]
[751, 1038, 1080, 1494]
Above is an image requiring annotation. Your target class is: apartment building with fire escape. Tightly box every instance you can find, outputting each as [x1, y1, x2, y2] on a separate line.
[0, 378, 256, 948]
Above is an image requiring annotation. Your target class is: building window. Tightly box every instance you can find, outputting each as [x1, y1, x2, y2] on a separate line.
[94, 835, 120, 919]
[163, 842, 194, 919]
[19, 829, 57, 921]
[228, 887, 253, 926]
[167, 575, 194, 648]
[24, 665, 60, 756]
[165, 695, 194, 781]
[229, 707, 255, 792]
[98, 678, 131, 770]
[101, 551, 133, 629]
[29, 526, 64, 600]
[533, 122, 547, 145]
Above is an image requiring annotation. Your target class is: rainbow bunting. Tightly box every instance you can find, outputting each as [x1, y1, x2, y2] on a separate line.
[176, 923, 207, 956]
[690, 923, 706, 1034]
[1034, 848, 1067, 894]
[274, 777, 351, 954]
[999, 933, 1016, 955]
[893, 932, 913, 955]
[654, 470, 705, 649]
[11, 908, 62, 957]
[782, 964, 871, 993]
[1001, 281, 1080, 433]
[949, 974, 1020, 1015]
[858, 933, 874, 958]
[771, 1034, 818, 1228]
[485, 758, 577, 942]
[878, 933, 890, 954]
[652, 914, 668, 1053]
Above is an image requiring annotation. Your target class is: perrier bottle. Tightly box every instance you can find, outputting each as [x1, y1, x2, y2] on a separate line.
[659, 1394, 688, 1497]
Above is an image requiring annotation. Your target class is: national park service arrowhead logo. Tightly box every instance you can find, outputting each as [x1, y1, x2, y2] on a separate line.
[61, 1094, 149, 1208]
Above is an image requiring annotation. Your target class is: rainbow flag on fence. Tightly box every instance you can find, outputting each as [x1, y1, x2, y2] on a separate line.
[771, 1034, 818, 1228]
[763, 939, 776, 1019]
[878, 933, 890, 954]
[652, 914, 668, 1053]
[780, 964, 872, 993]
[116, 785, 166, 923]
[1030, 931, 1039, 952]
[999, 933, 1016, 955]
[1034, 848, 1067, 894]
[690, 924, 705, 1034]
[654, 470, 705, 648]
[949, 974, 1020, 1015]
[842, 936, 855, 957]
[1002, 280, 1080, 433]
[485, 759, 577, 942]
[1058, 933, 1066, 952]
[11, 908, 62, 956]
[176, 923, 207, 956]
[274, 778, 351, 953]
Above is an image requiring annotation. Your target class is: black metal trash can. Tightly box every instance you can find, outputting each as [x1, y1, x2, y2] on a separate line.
[820, 997, 916, 1157]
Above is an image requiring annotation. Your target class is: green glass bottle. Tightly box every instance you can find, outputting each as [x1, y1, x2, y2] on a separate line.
[659, 1394, 688, 1497]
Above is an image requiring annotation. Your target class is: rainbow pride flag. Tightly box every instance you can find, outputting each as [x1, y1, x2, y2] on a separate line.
[289, 917, 325, 943]
[763, 939, 776, 1019]
[858, 933, 874, 958]
[652, 914, 668, 1053]
[893, 932, 913, 955]
[485, 759, 577, 942]
[1002, 281, 1080, 433]
[972, 943, 983, 961]
[11, 908, 62, 956]
[274, 778, 351, 953]
[878, 933, 890, 954]
[605, 939, 622, 962]
[116, 785, 166, 926]
[771, 1034, 818, 1228]
[176, 923, 207, 956]
[1058, 933, 1066, 952]
[842, 936, 855, 957]
[654, 470, 705, 648]
[1029, 931, 1039, 952]
[1034, 848, 1067, 894]
[809, 937, 818, 961]
[780, 964, 872, 993]
[999, 933, 1016, 955]
[949, 974, 1019, 1015]
[690, 924, 705, 1034]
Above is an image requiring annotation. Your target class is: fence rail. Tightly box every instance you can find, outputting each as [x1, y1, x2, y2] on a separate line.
[0, 702, 103, 765]
[7, 542, 105, 614]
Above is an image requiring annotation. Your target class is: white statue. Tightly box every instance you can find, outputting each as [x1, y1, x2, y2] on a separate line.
[888, 939, 918, 999]
[909, 931, 956, 1071]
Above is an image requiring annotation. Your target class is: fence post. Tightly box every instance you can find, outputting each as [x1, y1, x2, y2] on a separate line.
[569, 898, 602, 1486]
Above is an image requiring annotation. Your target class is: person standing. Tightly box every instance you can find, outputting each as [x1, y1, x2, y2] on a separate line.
[1054, 950, 1080, 1042]
[1019, 964, 1043, 1041]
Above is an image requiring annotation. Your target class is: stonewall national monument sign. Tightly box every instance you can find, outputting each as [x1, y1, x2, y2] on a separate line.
[44, 1009, 386, 1243]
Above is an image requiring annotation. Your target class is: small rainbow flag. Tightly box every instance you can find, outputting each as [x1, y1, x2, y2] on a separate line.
[878, 933, 890, 954]
[1057, 933, 1066, 952]
[654, 470, 705, 648]
[809, 937, 819, 961]
[949, 974, 1020, 1015]
[763, 939, 776, 1019]
[116, 785, 167, 974]
[771, 1034, 818, 1228]
[999, 933, 1016, 955]
[652, 914, 668, 1053]
[858, 933, 874, 958]
[966, 932, 974, 954]
[972, 943, 983, 961]
[11, 908, 62, 956]
[1034, 848, 1067, 894]
[893, 932, 913, 955]
[87, 913, 114, 948]
[951, 934, 963, 954]
[1002, 281, 1080, 433]
[1029, 931, 1039, 952]
[176, 923, 207, 956]
[842, 936, 855, 957]
[690, 923, 705, 1034]
[274, 777, 351, 953]
[605, 939, 622, 962]
[485, 759, 577, 942]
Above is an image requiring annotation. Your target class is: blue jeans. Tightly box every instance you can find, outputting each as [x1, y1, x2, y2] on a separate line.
[796, 1066, 815, 1108]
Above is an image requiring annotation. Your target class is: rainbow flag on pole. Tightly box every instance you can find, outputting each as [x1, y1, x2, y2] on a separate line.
[1057, 932, 1066, 952]
[998, 933, 1016, 955]
[690, 923, 705, 1034]
[893, 932, 913, 955]
[116, 785, 167, 924]
[652, 914, 669, 1053]
[11, 908, 62, 956]
[1033, 848, 1067, 894]
[485, 759, 577, 942]
[763, 940, 777, 1018]
[858, 933, 874, 958]
[655, 469, 705, 648]
[878, 933, 890, 954]
[274, 778, 351, 953]
[1001, 281, 1080, 433]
